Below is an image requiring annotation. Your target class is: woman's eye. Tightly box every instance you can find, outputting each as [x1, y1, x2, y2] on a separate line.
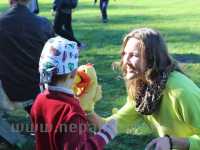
[121, 51, 125, 56]
[128, 53, 134, 58]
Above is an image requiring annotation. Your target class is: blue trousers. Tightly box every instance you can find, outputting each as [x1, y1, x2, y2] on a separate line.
[100, 0, 109, 19]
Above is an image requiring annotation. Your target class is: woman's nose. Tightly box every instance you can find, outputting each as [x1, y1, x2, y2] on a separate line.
[124, 55, 130, 64]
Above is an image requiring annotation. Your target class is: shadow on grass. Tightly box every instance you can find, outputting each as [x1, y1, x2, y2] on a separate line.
[37, 2, 140, 12]
[172, 53, 200, 63]
[72, 17, 200, 51]
[1, 3, 200, 49]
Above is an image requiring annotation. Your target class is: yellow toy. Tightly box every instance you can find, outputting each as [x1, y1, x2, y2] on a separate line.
[73, 63, 102, 112]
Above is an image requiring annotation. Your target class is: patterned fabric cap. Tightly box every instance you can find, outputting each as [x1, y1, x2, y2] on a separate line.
[39, 36, 79, 84]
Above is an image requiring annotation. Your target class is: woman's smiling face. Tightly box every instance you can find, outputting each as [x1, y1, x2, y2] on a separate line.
[122, 38, 146, 80]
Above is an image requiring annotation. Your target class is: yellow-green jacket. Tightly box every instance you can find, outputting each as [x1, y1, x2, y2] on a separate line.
[107, 71, 200, 150]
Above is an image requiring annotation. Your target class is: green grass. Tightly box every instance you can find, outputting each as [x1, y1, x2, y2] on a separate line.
[0, 0, 200, 149]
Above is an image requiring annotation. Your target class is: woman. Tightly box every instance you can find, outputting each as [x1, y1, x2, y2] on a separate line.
[88, 28, 200, 150]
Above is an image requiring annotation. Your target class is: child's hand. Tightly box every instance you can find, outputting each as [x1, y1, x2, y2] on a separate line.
[97, 119, 118, 144]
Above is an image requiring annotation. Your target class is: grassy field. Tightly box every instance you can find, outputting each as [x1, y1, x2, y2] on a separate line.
[0, 0, 200, 149]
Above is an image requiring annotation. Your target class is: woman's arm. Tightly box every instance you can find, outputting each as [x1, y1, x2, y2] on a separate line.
[87, 97, 141, 133]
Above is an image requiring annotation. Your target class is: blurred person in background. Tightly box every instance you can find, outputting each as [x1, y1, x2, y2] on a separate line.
[94, 0, 109, 23]
[52, 0, 86, 50]
[0, 0, 53, 148]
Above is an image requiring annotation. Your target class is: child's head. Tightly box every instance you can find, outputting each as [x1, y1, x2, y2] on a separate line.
[39, 36, 79, 90]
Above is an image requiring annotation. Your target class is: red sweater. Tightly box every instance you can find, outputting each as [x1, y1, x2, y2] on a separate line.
[31, 90, 106, 150]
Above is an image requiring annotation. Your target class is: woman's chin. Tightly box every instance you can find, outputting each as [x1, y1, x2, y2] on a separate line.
[126, 72, 137, 80]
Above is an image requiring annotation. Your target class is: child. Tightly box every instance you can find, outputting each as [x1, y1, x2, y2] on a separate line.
[31, 36, 117, 150]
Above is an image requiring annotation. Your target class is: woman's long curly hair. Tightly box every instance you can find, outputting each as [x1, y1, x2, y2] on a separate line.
[120, 28, 182, 100]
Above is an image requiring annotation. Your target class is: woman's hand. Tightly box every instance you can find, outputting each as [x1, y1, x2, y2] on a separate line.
[145, 137, 170, 150]
[145, 136, 190, 150]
